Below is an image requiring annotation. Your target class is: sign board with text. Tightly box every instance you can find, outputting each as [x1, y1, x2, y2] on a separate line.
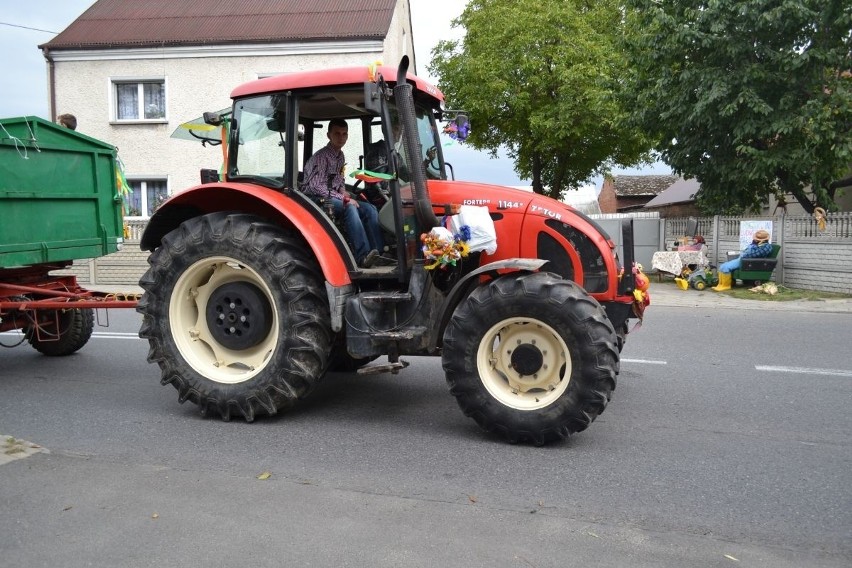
[739, 220, 773, 251]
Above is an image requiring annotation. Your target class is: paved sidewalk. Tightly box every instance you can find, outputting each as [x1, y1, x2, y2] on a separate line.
[648, 281, 852, 313]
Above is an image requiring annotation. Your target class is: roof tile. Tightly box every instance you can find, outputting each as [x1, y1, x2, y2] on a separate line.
[612, 175, 678, 197]
[41, 0, 399, 49]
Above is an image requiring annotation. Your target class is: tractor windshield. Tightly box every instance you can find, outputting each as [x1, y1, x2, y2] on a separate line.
[366, 104, 444, 184]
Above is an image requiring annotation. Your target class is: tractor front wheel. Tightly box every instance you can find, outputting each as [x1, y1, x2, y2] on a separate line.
[442, 272, 619, 445]
[137, 213, 332, 421]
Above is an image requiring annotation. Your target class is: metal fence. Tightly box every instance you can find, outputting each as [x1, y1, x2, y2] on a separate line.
[660, 212, 852, 294]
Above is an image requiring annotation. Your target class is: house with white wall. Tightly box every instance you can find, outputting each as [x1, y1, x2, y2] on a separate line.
[40, 0, 415, 219]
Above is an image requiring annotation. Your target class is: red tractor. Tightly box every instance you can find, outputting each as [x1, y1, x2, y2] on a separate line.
[138, 57, 647, 444]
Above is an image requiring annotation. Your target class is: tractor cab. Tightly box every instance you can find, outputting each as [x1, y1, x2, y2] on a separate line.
[216, 62, 451, 280]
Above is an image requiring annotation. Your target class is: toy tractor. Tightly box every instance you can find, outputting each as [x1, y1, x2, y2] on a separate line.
[137, 57, 647, 444]
[687, 267, 719, 291]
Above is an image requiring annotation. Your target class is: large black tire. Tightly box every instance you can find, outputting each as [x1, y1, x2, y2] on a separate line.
[137, 212, 333, 421]
[28, 308, 94, 356]
[442, 272, 619, 445]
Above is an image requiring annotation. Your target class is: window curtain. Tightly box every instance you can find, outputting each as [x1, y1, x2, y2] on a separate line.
[143, 83, 165, 119]
[145, 180, 169, 216]
[127, 180, 143, 216]
[116, 84, 138, 119]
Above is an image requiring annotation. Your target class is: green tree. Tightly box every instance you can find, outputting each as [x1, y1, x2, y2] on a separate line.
[428, 0, 652, 198]
[622, 0, 852, 214]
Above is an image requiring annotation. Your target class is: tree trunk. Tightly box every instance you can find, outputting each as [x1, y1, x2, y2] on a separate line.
[532, 152, 543, 194]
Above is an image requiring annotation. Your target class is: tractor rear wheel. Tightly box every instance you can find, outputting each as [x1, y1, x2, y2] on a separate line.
[442, 272, 618, 445]
[28, 308, 94, 356]
[137, 213, 332, 421]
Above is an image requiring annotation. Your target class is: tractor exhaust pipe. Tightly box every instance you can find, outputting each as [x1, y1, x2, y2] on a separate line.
[394, 56, 438, 230]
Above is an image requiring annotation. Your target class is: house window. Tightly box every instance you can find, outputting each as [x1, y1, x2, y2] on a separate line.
[126, 178, 168, 218]
[114, 80, 166, 121]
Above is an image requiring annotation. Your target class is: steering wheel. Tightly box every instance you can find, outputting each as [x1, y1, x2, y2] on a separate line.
[425, 145, 439, 170]
[350, 164, 391, 206]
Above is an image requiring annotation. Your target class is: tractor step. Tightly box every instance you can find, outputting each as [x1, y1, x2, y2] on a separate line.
[359, 291, 413, 303]
[357, 359, 410, 375]
[366, 326, 428, 341]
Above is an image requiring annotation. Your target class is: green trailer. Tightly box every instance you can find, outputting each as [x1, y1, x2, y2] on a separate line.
[0, 116, 124, 267]
[0, 116, 136, 356]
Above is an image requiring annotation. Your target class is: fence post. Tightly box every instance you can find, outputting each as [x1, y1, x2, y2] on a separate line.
[775, 215, 785, 285]
[88, 258, 97, 286]
[711, 215, 721, 266]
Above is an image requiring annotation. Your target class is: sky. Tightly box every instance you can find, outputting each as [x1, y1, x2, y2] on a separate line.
[0, 0, 668, 188]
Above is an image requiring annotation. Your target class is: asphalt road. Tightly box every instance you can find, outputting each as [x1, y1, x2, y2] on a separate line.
[1, 304, 850, 567]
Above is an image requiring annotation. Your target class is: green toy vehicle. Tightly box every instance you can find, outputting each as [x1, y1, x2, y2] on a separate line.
[687, 267, 719, 291]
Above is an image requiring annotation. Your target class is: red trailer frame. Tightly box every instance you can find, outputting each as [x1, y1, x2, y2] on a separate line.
[0, 263, 138, 337]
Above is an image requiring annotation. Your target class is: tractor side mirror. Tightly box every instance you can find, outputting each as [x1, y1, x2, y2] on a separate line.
[203, 112, 224, 126]
[442, 110, 470, 142]
[454, 113, 470, 142]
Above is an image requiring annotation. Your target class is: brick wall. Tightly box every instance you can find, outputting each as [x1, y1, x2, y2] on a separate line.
[598, 180, 617, 213]
[55, 240, 149, 289]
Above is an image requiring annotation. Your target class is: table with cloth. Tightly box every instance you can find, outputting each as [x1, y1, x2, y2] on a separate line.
[651, 250, 709, 277]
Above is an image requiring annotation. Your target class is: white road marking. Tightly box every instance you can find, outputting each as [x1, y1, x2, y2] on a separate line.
[90, 332, 141, 339]
[755, 365, 852, 378]
[621, 358, 667, 365]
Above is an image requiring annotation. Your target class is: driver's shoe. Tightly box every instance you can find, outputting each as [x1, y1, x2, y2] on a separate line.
[360, 249, 380, 268]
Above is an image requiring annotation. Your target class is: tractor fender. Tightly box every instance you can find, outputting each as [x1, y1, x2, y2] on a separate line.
[430, 258, 548, 351]
[139, 183, 352, 287]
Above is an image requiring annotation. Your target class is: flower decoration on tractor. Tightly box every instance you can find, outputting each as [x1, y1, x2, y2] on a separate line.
[421, 226, 471, 270]
[621, 262, 651, 321]
[442, 121, 470, 142]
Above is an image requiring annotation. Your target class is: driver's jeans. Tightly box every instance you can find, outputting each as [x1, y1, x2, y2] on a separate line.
[331, 198, 384, 264]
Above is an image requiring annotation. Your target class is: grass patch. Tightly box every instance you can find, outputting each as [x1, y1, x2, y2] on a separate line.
[723, 284, 852, 302]
[653, 277, 852, 302]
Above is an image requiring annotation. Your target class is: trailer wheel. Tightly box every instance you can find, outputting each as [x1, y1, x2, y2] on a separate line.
[28, 308, 94, 356]
[442, 272, 618, 445]
[137, 213, 332, 421]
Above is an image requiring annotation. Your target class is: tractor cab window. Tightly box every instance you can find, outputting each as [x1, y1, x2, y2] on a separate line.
[297, 118, 366, 190]
[231, 95, 289, 186]
[365, 105, 444, 184]
[402, 107, 444, 181]
[336, 118, 366, 179]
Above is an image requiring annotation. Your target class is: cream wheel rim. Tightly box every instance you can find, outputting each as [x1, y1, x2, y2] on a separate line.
[476, 317, 571, 410]
[169, 256, 279, 384]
